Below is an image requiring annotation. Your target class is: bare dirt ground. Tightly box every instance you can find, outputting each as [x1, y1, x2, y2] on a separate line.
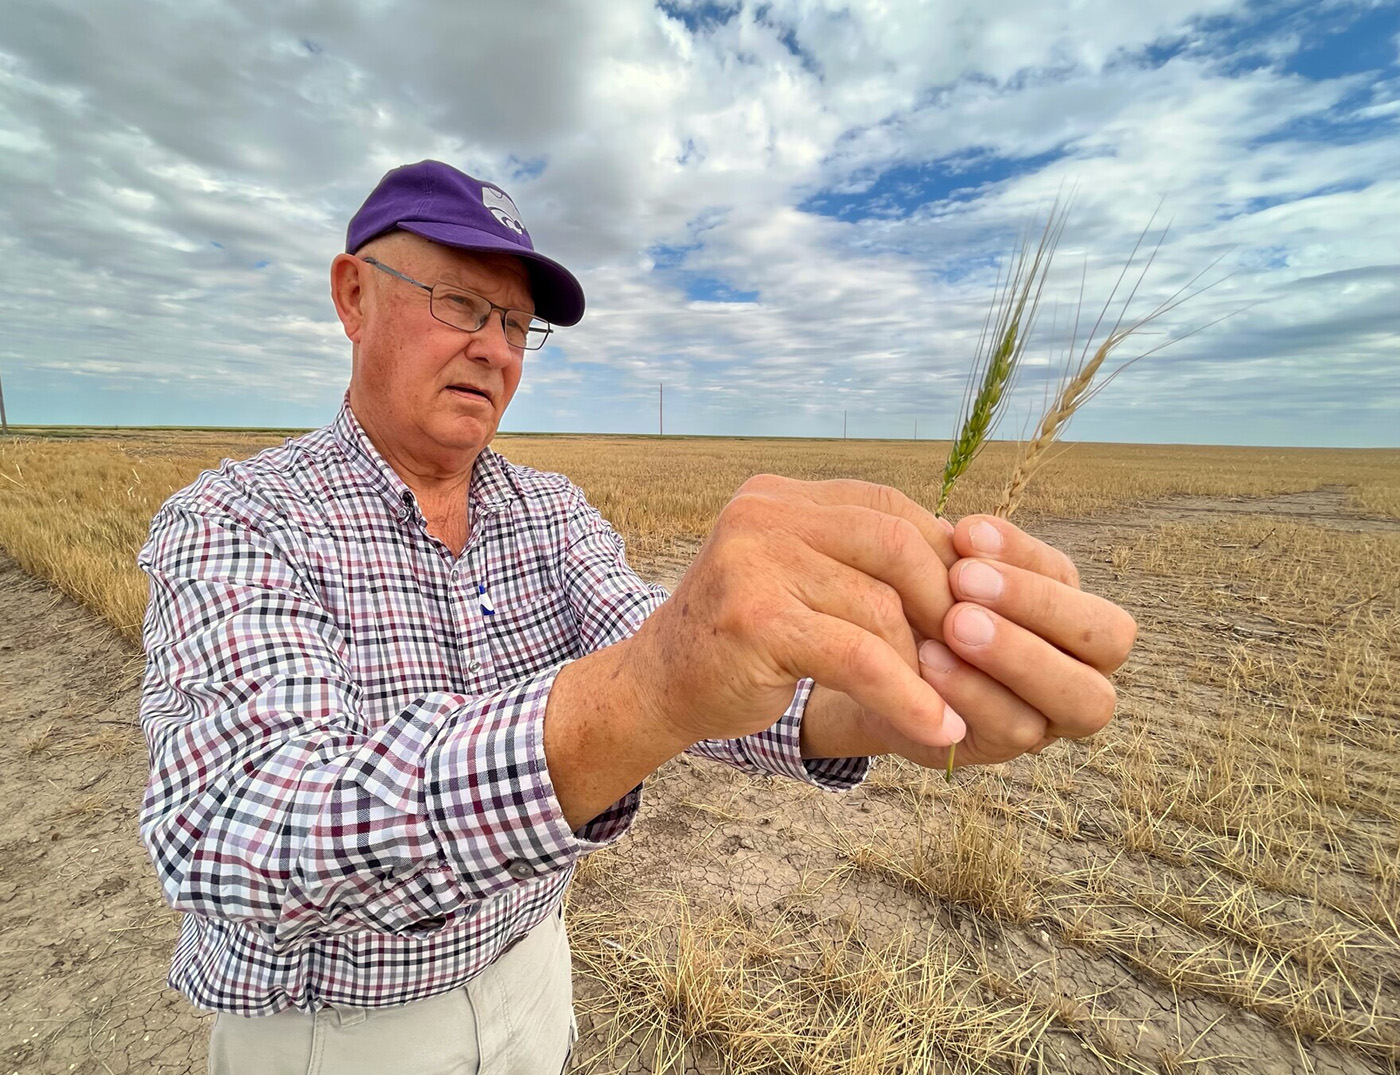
[1, 487, 1396, 1074]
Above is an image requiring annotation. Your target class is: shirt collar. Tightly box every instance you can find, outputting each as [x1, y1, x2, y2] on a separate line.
[331, 397, 521, 521]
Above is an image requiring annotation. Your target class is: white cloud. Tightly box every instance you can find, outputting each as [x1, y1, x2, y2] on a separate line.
[0, 0, 1395, 444]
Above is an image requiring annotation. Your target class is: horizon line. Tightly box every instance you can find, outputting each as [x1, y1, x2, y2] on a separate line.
[2, 424, 1396, 452]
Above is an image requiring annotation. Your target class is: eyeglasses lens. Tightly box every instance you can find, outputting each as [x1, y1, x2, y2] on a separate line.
[431, 288, 548, 350]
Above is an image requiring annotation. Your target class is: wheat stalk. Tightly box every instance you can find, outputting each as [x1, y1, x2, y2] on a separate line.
[937, 203, 1068, 780]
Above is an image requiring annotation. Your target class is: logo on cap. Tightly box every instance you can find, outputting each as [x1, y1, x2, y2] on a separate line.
[483, 186, 526, 236]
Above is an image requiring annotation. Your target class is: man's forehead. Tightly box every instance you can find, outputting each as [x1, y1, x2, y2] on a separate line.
[380, 233, 533, 299]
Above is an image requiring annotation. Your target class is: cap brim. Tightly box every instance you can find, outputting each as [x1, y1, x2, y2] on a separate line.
[396, 221, 585, 327]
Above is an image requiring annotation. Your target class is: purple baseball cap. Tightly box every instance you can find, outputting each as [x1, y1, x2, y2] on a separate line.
[346, 160, 585, 326]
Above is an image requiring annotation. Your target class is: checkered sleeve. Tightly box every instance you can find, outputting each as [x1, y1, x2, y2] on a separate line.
[558, 483, 870, 791]
[138, 500, 603, 955]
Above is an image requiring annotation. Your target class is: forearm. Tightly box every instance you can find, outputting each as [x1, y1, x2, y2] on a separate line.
[799, 684, 884, 760]
[544, 638, 693, 830]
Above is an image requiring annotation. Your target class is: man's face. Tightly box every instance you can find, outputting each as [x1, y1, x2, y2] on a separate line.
[341, 235, 532, 471]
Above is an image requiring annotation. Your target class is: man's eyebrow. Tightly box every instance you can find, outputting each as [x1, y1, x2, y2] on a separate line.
[430, 267, 534, 304]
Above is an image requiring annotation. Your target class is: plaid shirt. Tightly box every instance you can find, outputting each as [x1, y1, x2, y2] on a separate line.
[137, 401, 869, 1015]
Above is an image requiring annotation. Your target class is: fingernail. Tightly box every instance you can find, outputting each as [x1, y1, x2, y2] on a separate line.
[969, 521, 1002, 554]
[953, 606, 995, 646]
[957, 560, 1003, 601]
[935, 516, 954, 536]
[919, 639, 956, 673]
[942, 705, 966, 743]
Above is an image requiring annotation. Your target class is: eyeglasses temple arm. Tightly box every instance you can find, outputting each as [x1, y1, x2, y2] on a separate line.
[361, 257, 433, 295]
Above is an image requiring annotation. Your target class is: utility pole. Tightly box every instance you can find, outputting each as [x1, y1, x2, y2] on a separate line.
[659, 382, 663, 436]
[914, 418, 918, 441]
[843, 409, 847, 440]
[0, 362, 9, 435]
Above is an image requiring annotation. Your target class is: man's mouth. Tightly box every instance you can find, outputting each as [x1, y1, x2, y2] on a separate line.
[446, 385, 492, 403]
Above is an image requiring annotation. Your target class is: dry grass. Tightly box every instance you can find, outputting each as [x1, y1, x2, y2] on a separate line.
[1, 431, 1397, 643]
[22, 722, 57, 757]
[82, 725, 144, 760]
[833, 776, 1042, 925]
[566, 891, 1063, 1075]
[1, 429, 1398, 1072]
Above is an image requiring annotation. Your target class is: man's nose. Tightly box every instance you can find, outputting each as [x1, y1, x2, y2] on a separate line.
[465, 314, 519, 366]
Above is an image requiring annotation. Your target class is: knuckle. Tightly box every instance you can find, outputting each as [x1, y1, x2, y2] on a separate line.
[866, 580, 904, 627]
[716, 586, 775, 642]
[738, 473, 786, 497]
[835, 629, 878, 680]
[1005, 721, 1047, 756]
[879, 516, 919, 562]
[874, 482, 911, 518]
[1088, 608, 1137, 673]
[1082, 679, 1117, 733]
[719, 491, 770, 532]
[1025, 572, 1060, 622]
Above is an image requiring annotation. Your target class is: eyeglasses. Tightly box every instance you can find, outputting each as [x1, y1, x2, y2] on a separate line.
[361, 257, 553, 351]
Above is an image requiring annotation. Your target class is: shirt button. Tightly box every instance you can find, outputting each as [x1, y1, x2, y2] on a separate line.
[468, 659, 482, 673]
[395, 507, 410, 522]
[507, 861, 534, 880]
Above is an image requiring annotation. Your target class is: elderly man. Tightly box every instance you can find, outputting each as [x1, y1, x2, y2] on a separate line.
[138, 160, 1135, 1074]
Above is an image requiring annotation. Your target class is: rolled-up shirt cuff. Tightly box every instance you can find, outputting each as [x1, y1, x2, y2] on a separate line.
[689, 678, 872, 790]
[425, 665, 642, 899]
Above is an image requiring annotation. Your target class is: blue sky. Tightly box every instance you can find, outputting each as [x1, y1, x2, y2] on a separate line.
[0, 0, 1397, 446]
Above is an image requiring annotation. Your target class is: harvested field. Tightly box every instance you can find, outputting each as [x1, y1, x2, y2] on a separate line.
[1, 432, 1397, 1074]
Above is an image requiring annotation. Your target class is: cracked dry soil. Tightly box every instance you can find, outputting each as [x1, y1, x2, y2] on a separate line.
[1, 486, 1396, 1074]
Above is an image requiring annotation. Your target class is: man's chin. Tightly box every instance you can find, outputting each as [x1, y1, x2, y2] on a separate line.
[425, 414, 496, 456]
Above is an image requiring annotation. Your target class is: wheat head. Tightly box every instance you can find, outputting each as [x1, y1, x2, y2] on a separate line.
[936, 204, 1067, 517]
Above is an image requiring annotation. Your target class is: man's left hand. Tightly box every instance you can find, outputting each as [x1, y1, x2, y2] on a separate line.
[854, 514, 1137, 772]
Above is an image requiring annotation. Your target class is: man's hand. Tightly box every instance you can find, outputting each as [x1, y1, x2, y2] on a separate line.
[906, 513, 1137, 769]
[548, 488, 1135, 831]
[627, 474, 967, 752]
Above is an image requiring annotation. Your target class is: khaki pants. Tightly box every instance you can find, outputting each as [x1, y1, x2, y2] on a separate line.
[208, 909, 576, 1075]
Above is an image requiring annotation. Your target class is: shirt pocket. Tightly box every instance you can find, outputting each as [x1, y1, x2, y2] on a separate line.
[482, 589, 581, 682]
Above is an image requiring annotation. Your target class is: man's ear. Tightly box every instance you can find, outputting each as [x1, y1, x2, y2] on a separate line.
[330, 253, 369, 342]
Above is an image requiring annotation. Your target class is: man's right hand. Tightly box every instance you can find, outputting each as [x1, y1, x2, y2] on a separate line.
[625, 474, 965, 750]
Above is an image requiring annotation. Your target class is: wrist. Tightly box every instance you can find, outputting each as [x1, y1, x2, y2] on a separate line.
[613, 630, 699, 754]
[800, 684, 882, 760]
[544, 636, 693, 831]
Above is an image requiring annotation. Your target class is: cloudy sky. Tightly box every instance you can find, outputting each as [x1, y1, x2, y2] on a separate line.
[1, 0, 1396, 446]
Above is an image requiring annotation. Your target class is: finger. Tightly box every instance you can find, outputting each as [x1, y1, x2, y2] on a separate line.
[785, 544, 921, 672]
[949, 558, 1137, 674]
[915, 638, 1049, 763]
[743, 474, 958, 568]
[782, 501, 956, 644]
[953, 515, 1079, 588]
[781, 609, 965, 748]
[941, 602, 1117, 741]
[1027, 734, 1059, 755]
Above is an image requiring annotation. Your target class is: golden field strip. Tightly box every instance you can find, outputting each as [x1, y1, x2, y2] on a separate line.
[1, 430, 1398, 1074]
